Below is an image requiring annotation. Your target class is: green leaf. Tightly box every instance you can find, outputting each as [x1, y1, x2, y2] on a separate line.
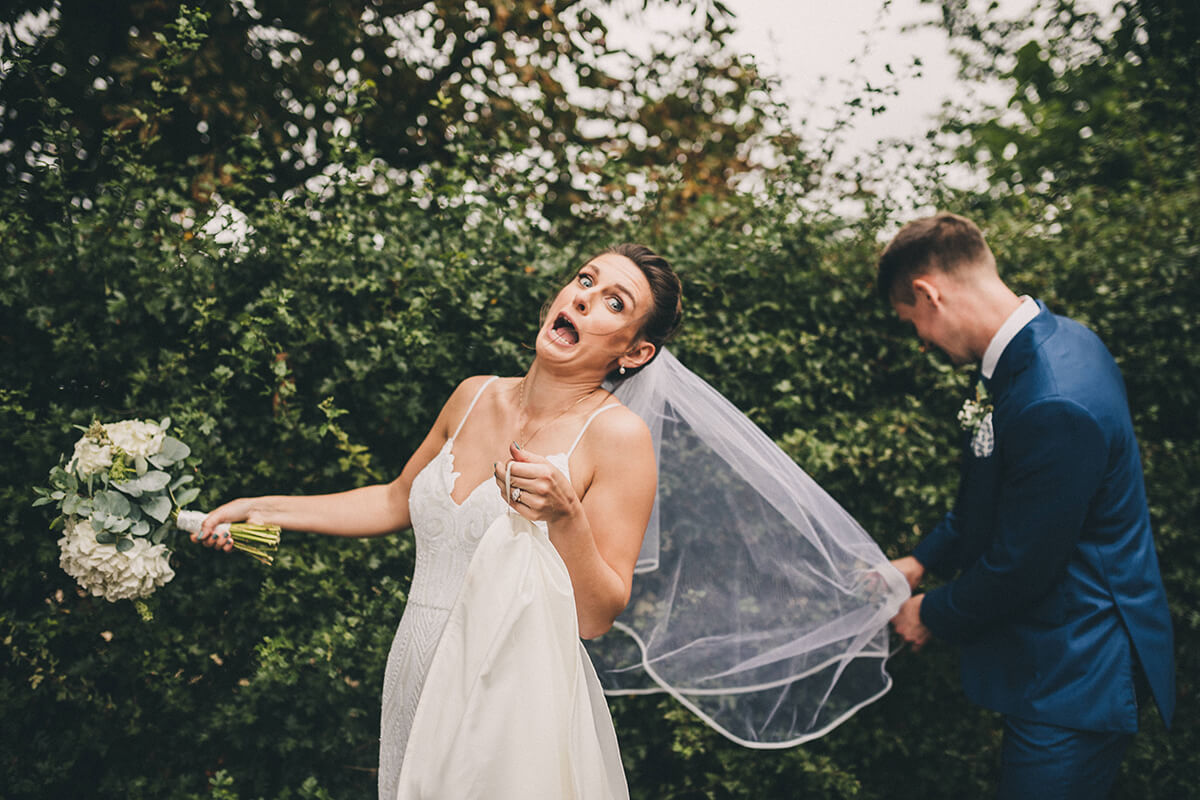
[157, 436, 190, 463]
[115, 536, 134, 552]
[141, 494, 172, 523]
[175, 486, 200, 507]
[95, 531, 116, 545]
[103, 490, 132, 517]
[151, 521, 173, 544]
[169, 473, 195, 491]
[138, 471, 172, 492]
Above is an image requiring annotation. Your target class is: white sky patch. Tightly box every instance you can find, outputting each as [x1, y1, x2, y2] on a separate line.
[598, 0, 1118, 217]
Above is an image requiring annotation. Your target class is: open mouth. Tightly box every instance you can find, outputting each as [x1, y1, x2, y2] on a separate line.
[550, 313, 579, 346]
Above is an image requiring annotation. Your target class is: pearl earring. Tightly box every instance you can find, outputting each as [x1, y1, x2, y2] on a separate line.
[619, 365, 626, 375]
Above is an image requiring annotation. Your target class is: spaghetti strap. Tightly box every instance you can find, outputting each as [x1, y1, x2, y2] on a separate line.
[451, 376, 500, 440]
[567, 403, 621, 457]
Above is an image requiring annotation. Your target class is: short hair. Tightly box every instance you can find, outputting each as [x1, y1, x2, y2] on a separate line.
[876, 213, 994, 304]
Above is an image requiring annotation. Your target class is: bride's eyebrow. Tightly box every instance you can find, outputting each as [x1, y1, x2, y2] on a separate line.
[589, 264, 637, 310]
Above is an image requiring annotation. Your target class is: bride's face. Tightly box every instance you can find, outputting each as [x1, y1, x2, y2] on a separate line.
[537, 253, 655, 373]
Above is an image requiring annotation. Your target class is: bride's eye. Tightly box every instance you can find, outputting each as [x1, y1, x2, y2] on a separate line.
[606, 296, 624, 312]
[578, 273, 593, 288]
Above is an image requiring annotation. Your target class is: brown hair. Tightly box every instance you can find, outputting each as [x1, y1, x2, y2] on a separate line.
[876, 213, 994, 304]
[602, 243, 682, 371]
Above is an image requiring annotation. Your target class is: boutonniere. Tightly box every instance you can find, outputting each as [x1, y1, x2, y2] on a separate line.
[957, 380, 995, 457]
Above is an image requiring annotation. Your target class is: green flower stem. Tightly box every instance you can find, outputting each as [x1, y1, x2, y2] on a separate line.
[228, 523, 281, 546]
[231, 541, 275, 565]
[228, 523, 281, 565]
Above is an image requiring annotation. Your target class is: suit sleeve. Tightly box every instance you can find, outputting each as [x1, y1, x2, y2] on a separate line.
[919, 398, 1108, 644]
[913, 507, 963, 577]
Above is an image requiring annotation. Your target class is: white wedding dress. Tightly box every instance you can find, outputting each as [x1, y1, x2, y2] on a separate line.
[378, 377, 627, 800]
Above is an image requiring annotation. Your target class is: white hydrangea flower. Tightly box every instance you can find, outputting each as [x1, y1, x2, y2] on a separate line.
[104, 420, 166, 460]
[69, 437, 113, 476]
[57, 517, 176, 602]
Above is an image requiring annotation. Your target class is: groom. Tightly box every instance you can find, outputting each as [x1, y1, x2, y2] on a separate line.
[879, 213, 1174, 798]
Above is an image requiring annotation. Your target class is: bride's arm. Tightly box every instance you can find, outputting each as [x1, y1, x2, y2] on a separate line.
[198, 377, 488, 547]
[499, 408, 656, 638]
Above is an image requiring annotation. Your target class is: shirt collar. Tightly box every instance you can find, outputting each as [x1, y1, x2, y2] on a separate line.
[981, 295, 1038, 379]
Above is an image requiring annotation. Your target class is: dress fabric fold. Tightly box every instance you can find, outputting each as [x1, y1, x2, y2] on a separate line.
[395, 511, 628, 800]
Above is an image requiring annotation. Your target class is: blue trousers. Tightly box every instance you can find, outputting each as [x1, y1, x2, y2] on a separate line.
[997, 717, 1132, 800]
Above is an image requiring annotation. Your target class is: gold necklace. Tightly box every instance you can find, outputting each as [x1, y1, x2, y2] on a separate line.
[514, 378, 600, 449]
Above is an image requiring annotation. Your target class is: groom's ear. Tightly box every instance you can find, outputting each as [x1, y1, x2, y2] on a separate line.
[911, 277, 942, 309]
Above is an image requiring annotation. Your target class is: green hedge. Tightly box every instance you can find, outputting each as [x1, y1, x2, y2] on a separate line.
[3, 63, 1197, 800]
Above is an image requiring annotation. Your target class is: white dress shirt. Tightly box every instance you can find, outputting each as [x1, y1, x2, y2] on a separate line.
[981, 296, 1039, 379]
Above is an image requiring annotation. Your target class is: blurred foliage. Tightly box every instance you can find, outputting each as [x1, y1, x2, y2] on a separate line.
[0, 0, 786, 220]
[1, 0, 1197, 798]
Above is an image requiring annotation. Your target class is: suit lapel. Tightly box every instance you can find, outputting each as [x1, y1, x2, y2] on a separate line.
[984, 300, 1056, 400]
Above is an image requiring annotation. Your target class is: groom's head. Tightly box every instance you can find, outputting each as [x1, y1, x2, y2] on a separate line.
[877, 213, 1004, 365]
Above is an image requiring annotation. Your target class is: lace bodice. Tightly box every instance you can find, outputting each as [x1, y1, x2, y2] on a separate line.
[404, 437, 571, 612]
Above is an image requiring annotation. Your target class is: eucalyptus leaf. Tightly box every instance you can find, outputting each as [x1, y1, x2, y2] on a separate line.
[134, 454, 148, 475]
[104, 491, 132, 517]
[141, 495, 172, 523]
[131, 519, 151, 537]
[115, 536, 134, 552]
[158, 436, 190, 462]
[169, 474, 195, 491]
[175, 487, 200, 507]
[95, 531, 116, 545]
[151, 522, 171, 544]
[137, 471, 172, 492]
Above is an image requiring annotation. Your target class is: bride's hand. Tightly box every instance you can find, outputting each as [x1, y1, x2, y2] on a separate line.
[494, 442, 580, 524]
[193, 497, 256, 553]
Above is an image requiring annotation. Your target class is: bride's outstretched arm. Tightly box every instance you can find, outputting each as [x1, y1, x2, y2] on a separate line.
[199, 482, 412, 542]
[497, 407, 656, 638]
[197, 377, 486, 548]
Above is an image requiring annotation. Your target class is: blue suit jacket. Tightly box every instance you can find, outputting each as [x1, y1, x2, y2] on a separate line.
[914, 302, 1175, 733]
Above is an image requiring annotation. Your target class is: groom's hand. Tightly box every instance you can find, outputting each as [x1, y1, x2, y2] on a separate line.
[891, 594, 933, 652]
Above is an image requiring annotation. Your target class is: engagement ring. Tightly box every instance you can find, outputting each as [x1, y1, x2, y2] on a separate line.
[510, 487, 522, 503]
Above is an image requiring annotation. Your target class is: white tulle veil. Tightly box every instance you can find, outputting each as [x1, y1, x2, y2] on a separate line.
[586, 349, 909, 748]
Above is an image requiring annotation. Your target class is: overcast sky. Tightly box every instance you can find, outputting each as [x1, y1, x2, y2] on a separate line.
[603, 0, 1113, 164]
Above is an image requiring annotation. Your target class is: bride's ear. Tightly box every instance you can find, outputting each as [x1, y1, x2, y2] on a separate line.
[622, 340, 657, 371]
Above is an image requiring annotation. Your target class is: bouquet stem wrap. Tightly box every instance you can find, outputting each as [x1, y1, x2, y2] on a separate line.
[175, 510, 281, 565]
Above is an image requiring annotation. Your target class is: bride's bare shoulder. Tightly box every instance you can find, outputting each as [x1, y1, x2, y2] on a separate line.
[434, 375, 507, 431]
[586, 402, 652, 453]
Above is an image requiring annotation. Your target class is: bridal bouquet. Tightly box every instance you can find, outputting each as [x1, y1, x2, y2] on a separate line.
[33, 418, 281, 603]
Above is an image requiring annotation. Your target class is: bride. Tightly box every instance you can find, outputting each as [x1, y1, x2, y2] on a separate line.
[196, 243, 910, 798]
[197, 244, 682, 799]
